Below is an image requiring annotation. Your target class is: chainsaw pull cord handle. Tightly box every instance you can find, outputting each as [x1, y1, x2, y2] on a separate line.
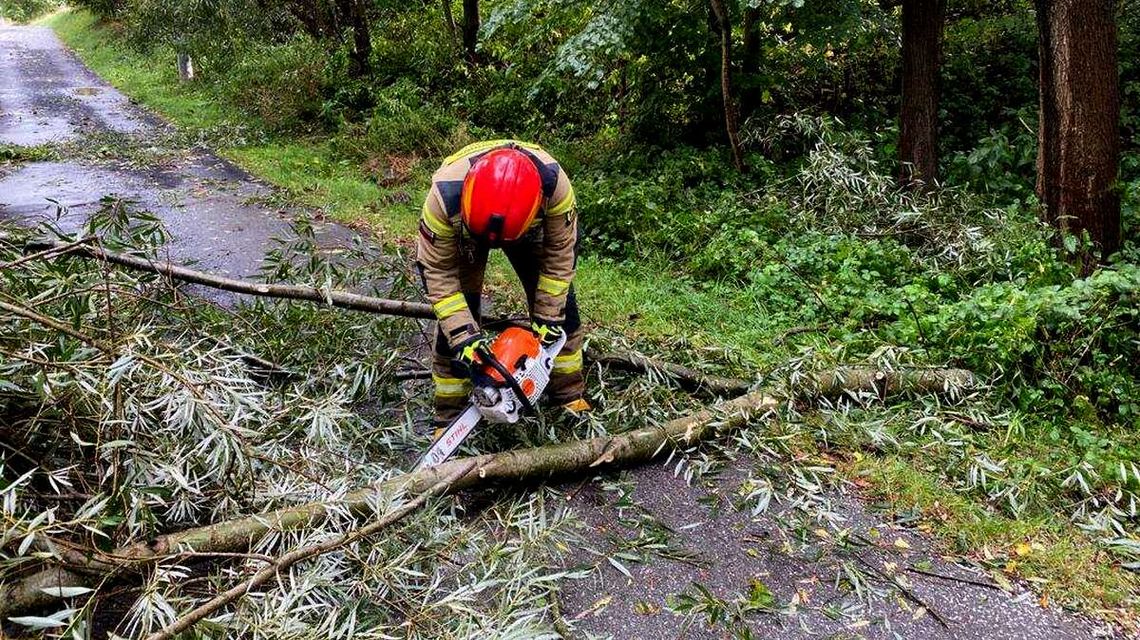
[475, 345, 537, 415]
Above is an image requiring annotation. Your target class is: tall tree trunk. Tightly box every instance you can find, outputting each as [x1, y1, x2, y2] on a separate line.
[898, 0, 946, 189]
[462, 0, 480, 63]
[337, 0, 372, 77]
[741, 6, 761, 74]
[441, 0, 458, 46]
[708, 0, 747, 172]
[1034, 0, 1121, 264]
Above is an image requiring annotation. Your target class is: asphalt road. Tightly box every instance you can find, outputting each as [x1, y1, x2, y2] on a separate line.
[0, 24, 352, 281]
[0, 23, 1125, 640]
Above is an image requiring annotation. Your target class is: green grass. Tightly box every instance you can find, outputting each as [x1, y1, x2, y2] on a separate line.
[853, 456, 1138, 617]
[42, 8, 1140, 623]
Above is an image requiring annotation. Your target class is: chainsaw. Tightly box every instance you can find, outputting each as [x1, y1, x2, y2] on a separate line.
[415, 326, 566, 470]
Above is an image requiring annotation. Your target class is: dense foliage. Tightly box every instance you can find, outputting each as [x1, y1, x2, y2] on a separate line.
[0, 0, 58, 22]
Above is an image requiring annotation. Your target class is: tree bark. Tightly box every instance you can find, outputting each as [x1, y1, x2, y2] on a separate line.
[23, 239, 436, 318]
[899, 0, 946, 189]
[462, 0, 480, 63]
[441, 0, 459, 46]
[1034, 0, 1121, 264]
[708, 0, 747, 172]
[0, 367, 974, 619]
[336, 0, 372, 77]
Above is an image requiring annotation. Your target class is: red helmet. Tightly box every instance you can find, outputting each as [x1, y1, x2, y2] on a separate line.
[461, 148, 543, 244]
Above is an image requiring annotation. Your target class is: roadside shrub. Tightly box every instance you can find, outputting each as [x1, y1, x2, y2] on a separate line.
[575, 145, 750, 259]
[224, 37, 332, 132]
[69, 0, 123, 19]
[0, 0, 58, 22]
[354, 80, 461, 157]
[924, 264, 1140, 423]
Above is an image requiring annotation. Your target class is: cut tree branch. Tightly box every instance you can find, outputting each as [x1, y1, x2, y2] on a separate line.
[585, 348, 750, 396]
[397, 350, 754, 398]
[24, 239, 754, 394]
[0, 366, 974, 619]
[145, 461, 476, 640]
[22, 239, 435, 319]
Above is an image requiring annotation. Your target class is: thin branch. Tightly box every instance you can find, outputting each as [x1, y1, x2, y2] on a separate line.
[144, 461, 476, 640]
[398, 350, 752, 397]
[0, 235, 94, 270]
[906, 565, 1001, 590]
[548, 590, 580, 640]
[585, 348, 750, 397]
[773, 325, 824, 344]
[0, 298, 113, 354]
[853, 554, 951, 629]
[23, 239, 435, 319]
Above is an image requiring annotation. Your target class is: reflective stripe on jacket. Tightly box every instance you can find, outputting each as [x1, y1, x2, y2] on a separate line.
[416, 140, 578, 350]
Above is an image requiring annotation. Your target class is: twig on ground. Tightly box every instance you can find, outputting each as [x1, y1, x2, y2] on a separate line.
[906, 565, 1001, 591]
[852, 554, 951, 629]
[773, 325, 824, 344]
[548, 590, 580, 640]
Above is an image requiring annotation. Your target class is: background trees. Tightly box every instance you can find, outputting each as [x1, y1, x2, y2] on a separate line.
[61, 0, 1135, 258]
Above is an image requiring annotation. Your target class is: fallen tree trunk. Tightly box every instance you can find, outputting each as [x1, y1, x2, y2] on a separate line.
[22, 239, 435, 319]
[806, 367, 977, 400]
[0, 366, 973, 619]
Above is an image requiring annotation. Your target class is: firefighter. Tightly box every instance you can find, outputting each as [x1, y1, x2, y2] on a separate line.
[416, 139, 590, 428]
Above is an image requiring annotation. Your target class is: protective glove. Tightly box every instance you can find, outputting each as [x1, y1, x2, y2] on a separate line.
[531, 320, 565, 347]
[454, 333, 490, 371]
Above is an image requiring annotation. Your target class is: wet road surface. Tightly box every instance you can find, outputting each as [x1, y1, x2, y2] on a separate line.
[0, 24, 352, 280]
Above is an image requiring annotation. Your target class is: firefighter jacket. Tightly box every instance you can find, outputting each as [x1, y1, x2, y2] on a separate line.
[416, 140, 578, 351]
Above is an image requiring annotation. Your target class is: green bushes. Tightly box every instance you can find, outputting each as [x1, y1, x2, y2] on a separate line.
[343, 81, 463, 157]
[0, 0, 58, 22]
[926, 265, 1140, 422]
[223, 38, 334, 132]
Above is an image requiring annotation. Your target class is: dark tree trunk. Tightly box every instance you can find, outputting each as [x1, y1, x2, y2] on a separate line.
[899, 0, 946, 189]
[709, 0, 747, 172]
[462, 0, 480, 63]
[738, 5, 762, 116]
[337, 0, 372, 78]
[1035, 0, 1121, 264]
[741, 6, 761, 74]
[441, 0, 458, 46]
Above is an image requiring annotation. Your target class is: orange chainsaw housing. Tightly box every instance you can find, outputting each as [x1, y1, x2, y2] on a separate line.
[483, 327, 542, 391]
